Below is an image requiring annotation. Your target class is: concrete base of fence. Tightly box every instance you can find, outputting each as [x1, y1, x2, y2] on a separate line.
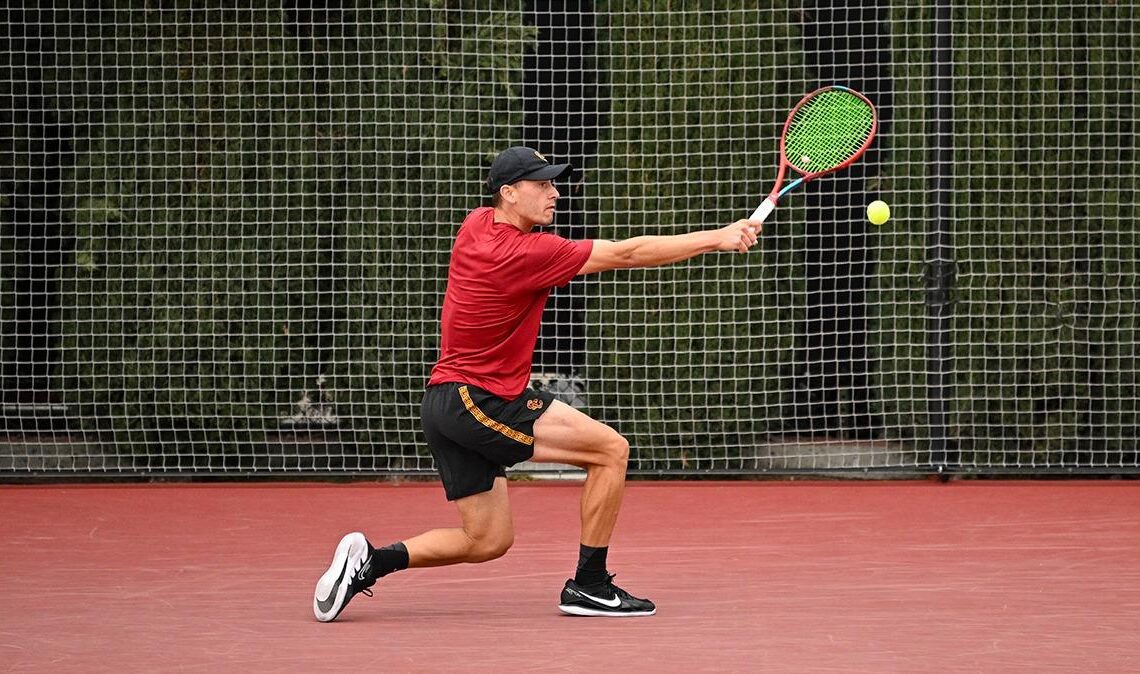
[0, 436, 916, 478]
[507, 461, 586, 480]
[0, 438, 116, 473]
[745, 436, 921, 475]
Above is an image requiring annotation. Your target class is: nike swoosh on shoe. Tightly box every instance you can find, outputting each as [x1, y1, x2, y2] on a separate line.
[316, 557, 351, 614]
[577, 589, 621, 608]
[356, 559, 373, 583]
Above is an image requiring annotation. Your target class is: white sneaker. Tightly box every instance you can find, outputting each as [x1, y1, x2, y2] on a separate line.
[313, 532, 376, 622]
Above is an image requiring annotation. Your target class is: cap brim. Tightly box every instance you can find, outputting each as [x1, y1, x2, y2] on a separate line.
[517, 163, 573, 182]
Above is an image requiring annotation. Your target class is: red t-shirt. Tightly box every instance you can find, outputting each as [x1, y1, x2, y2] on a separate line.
[428, 207, 594, 399]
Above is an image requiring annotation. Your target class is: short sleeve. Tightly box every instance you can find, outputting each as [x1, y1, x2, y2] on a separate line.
[521, 234, 594, 289]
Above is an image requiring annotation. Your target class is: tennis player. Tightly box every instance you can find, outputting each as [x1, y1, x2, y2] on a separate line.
[314, 146, 761, 621]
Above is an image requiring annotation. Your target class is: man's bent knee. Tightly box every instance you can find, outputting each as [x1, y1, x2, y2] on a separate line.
[605, 433, 630, 470]
[466, 528, 514, 562]
[584, 429, 627, 472]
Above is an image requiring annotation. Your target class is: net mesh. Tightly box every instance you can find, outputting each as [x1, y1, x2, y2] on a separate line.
[784, 89, 876, 173]
[1, 2, 1136, 476]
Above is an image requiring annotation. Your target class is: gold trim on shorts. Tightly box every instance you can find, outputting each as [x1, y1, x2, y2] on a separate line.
[458, 385, 535, 445]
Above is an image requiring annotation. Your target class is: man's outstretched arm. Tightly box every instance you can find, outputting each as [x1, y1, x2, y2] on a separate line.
[577, 219, 761, 275]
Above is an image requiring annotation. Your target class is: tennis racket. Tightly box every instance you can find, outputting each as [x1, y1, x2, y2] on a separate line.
[749, 85, 878, 223]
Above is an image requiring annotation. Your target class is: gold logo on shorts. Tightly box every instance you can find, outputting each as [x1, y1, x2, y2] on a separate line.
[527, 398, 544, 410]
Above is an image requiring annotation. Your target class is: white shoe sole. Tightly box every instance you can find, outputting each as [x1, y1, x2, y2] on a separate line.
[558, 604, 656, 617]
[313, 532, 368, 622]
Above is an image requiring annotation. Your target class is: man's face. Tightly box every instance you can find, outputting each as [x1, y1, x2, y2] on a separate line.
[506, 179, 561, 227]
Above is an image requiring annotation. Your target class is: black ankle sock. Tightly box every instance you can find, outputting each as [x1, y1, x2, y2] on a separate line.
[371, 542, 410, 579]
[574, 544, 609, 586]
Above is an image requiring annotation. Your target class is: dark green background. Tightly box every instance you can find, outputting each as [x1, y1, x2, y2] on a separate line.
[1, 2, 1135, 473]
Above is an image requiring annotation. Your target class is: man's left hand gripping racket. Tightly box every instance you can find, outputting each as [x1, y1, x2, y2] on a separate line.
[749, 85, 878, 223]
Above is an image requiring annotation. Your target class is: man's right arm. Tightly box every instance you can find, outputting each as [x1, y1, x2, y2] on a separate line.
[577, 219, 761, 275]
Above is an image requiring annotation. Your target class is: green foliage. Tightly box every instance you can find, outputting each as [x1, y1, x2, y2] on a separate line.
[586, 5, 802, 467]
[949, 2, 1137, 462]
[11, 0, 1135, 471]
[0, 204, 13, 373]
[582, 1, 1136, 467]
[49, 1, 534, 467]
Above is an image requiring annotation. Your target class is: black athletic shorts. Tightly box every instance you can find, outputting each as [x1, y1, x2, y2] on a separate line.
[420, 382, 557, 501]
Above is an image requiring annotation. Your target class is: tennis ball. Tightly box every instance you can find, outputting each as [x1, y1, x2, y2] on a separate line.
[867, 200, 890, 225]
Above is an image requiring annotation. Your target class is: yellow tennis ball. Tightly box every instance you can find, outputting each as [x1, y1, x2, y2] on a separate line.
[867, 200, 890, 225]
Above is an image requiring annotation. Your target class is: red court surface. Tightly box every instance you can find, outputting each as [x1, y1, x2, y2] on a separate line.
[2, 479, 1139, 673]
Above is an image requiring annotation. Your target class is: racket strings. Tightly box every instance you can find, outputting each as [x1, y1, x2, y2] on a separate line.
[784, 90, 875, 173]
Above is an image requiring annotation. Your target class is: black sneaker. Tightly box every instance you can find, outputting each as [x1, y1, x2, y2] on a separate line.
[313, 532, 377, 622]
[559, 574, 656, 617]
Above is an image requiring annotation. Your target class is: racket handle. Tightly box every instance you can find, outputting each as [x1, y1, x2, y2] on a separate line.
[749, 198, 776, 223]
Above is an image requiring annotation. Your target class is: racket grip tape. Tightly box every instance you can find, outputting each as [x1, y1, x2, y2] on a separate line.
[749, 198, 776, 223]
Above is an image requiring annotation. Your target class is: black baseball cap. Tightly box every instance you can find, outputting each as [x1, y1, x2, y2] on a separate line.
[485, 146, 573, 193]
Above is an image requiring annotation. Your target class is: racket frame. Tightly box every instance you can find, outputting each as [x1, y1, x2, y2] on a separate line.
[750, 85, 878, 222]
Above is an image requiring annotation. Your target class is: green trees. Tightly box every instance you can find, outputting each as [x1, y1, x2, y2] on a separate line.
[2, 1, 1131, 471]
[587, 2, 1136, 465]
[949, 3, 1137, 462]
[48, 2, 534, 467]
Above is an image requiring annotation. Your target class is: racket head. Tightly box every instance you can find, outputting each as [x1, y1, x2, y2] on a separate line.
[779, 85, 878, 179]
